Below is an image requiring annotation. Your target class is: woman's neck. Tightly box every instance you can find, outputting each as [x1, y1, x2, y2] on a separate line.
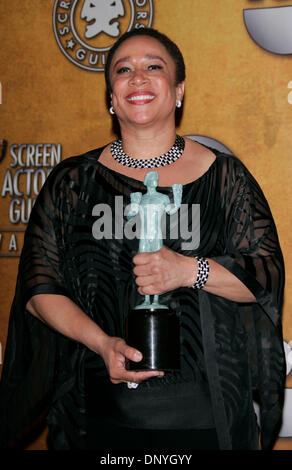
[119, 126, 177, 160]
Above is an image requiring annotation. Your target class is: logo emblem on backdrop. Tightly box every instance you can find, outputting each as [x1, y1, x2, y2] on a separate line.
[243, 5, 292, 55]
[53, 0, 154, 72]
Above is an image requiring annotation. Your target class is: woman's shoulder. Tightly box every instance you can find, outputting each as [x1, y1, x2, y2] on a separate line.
[206, 145, 266, 201]
[53, 146, 105, 171]
[199, 142, 252, 177]
[184, 137, 241, 170]
[34, 146, 107, 202]
[190, 141, 265, 198]
[43, 145, 106, 182]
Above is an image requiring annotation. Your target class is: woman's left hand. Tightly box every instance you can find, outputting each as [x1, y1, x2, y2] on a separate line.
[133, 246, 196, 295]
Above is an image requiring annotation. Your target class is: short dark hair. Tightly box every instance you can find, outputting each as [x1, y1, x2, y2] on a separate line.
[104, 28, 186, 94]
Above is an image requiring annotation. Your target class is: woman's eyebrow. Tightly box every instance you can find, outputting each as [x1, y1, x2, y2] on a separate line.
[112, 54, 167, 69]
[112, 56, 130, 69]
[144, 55, 167, 64]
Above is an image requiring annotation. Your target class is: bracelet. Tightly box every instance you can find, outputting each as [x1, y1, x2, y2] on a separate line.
[190, 257, 210, 290]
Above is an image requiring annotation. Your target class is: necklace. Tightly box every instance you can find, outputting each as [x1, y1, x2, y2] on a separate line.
[110, 135, 185, 169]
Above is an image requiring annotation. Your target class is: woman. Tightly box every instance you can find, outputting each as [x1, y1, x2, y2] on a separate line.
[0, 28, 285, 450]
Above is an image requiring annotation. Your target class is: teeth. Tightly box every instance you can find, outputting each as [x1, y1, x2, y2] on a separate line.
[127, 95, 154, 101]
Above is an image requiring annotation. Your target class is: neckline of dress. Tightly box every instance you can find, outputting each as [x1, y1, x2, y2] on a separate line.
[95, 144, 219, 190]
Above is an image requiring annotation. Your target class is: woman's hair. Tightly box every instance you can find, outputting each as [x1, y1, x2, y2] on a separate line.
[104, 28, 186, 94]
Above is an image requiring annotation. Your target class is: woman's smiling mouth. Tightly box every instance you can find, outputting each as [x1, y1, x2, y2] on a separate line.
[126, 92, 155, 104]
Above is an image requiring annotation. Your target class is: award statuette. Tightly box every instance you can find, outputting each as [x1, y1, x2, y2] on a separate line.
[126, 170, 183, 371]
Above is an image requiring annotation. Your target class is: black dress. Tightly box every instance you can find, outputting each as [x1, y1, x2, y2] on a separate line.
[0, 145, 285, 450]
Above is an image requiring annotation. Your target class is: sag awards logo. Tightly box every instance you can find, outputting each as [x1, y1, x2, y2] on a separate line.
[53, 0, 154, 72]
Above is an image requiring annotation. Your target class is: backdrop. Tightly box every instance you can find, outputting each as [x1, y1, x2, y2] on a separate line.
[0, 0, 291, 450]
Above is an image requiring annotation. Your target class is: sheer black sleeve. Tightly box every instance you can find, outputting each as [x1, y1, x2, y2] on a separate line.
[0, 159, 79, 448]
[208, 155, 285, 449]
[19, 161, 77, 308]
[215, 156, 284, 325]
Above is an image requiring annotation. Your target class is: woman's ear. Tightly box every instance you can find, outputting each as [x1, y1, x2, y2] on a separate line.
[176, 81, 185, 103]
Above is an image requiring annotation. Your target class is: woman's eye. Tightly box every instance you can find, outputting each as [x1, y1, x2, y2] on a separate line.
[148, 64, 163, 71]
[116, 67, 130, 74]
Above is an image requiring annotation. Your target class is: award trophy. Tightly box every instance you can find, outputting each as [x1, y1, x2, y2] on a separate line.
[125, 170, 183, 371]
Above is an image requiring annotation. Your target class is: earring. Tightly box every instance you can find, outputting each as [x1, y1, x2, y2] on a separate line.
[109, 106, 115, 115]
[176, 100, 182, 108]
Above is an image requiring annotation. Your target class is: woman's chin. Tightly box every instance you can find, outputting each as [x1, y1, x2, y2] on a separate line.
[123, 112, 160, 128]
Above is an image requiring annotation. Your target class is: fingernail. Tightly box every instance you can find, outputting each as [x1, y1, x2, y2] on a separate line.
[134, 352, 142, 361]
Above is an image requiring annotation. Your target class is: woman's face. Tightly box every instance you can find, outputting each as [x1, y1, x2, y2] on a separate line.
[109, 36, 184, 131]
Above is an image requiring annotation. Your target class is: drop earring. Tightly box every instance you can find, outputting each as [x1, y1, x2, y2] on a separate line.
[109, 106, 115, 115]
[176, 100, 182, 108]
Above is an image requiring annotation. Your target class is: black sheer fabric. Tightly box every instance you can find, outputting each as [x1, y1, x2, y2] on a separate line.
[0, 145, 285, 450]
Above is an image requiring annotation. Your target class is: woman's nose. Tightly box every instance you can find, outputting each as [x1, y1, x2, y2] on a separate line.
[129, 70, 148, 85]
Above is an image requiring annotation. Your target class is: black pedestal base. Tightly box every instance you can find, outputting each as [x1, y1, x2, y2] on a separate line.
[125, 307, 180, 371]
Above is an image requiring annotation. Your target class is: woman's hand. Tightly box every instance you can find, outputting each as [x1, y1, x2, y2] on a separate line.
[133, 246, 256, 302]
[27, 294, 164, 386]
[99, 335, 164, 385]
[133, 245, 196, 295]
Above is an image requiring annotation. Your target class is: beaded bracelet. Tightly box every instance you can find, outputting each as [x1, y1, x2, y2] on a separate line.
[190, 257, 210, 290]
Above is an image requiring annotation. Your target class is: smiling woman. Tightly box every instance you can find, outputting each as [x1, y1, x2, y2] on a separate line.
[105, 28, 186, 92]
[106, 36, 184, 137]
[0, 27, 286, 452]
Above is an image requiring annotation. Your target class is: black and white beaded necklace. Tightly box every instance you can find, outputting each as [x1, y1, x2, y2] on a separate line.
[110, 135, 185, 169]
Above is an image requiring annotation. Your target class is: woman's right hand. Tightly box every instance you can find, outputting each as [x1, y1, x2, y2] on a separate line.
[26, 295, 163, 385]
[99, 335, 164, 385]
